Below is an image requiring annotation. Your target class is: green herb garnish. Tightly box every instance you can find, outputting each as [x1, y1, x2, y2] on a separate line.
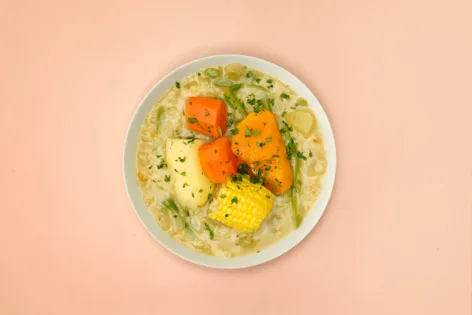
[280, 93, 290, 100]
[204, 223, 214, 240]
[297, 151, 307, 160]
[244, 126, 251, 137]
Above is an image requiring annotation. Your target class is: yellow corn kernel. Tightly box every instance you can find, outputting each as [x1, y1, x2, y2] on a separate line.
[209, 176, 274, 233]
[137, 172, 147, 182]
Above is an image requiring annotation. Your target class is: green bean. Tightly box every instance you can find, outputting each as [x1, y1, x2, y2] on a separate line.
[224, 88, 247, 117]
[291, 156, 302, 228]
[162, 199, 180, 214]
[162, 199, 194, 233]
[214, 80, 235, 87]
[156, 107, 166, 131]
[259, 98, 274, 112]
[229, 83, 243, 91]
[246, 84, 269, 92]
[266, 98, 275, 111]
[283, 132, 302, 228]
[297, 98, 308, 106]
[214, 80, 243, 91]
[204, 68, 220, 78]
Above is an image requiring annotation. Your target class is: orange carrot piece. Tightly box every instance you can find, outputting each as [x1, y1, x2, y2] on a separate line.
[232, 110, 293, 194]
[198, 137, 239, 184]
[231, 110, 285, 163]
[186, 97, 227, 138]
[249, 156, 293, 195]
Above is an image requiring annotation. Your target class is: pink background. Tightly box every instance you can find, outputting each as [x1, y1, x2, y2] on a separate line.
[1, 0, 471, 314]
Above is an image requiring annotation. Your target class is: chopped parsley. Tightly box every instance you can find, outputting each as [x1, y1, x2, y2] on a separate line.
[251, 129, 260, 136]
[231, 174, 242, 183]
[231, 197, 238, 204]
[287, 137, 297, 159]
[256, 141, 265, 147]
[178, 156, 186, 163]
[187, 117, 197, 124]
[207, 193, 213, 200]
[265, 137, 272, 142]
[183, 182, 189, 188]
[199, 189, 203, 193]
[231, 128, 239, 135]
[282, 121, 293, 132]
[180, 171, 186, 176]
[164, 175, 170, 182]
[255, 78, 261, 83]
[282, 111, 287, 118]
[309, 150, 313, 157]
[175, 81, 180, 89]
[297, 151, 307, 160]
[244, 126, 251, 137]
[250, 177, 261, 184]
[238, 163, 249, 174]
[225, 214, 229, 217]
[220, 194, 227, 198]
[247, 94, 256, 105]
[205, 110, 210, 116]
[148, 165, 153, 169]
[280, 93, 290, 100]
[157, 159, 166, 169]
[266, 79, 273, 83]
[204, 223, 214, 240]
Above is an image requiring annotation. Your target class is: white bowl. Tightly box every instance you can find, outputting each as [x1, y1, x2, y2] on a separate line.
[123, 55, 336, 269]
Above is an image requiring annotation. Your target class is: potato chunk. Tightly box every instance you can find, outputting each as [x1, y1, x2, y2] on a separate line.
[166, 139, 215, 209]
[284, 110, 316, 137]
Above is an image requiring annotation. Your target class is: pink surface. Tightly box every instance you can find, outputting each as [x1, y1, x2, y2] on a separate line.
[1, 0, 471, 314]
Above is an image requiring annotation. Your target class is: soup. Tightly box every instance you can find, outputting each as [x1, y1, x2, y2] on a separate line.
[136, 63, 327, 257]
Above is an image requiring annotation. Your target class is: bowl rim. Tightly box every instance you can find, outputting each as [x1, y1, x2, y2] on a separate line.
[123, 54, 337, 269]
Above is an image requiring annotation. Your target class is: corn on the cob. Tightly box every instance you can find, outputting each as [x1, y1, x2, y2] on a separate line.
[209, 176, 274, 233]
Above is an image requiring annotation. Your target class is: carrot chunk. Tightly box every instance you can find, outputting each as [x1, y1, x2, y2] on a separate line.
[198, 137, 239, 183]
[186, 97, 227, 138]
[231, 110, 293, 194]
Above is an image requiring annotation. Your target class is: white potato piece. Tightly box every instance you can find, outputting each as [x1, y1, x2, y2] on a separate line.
[284, 109, 317, 137]
[166, 139, 215, 209]
[224, 63, 246, 80]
